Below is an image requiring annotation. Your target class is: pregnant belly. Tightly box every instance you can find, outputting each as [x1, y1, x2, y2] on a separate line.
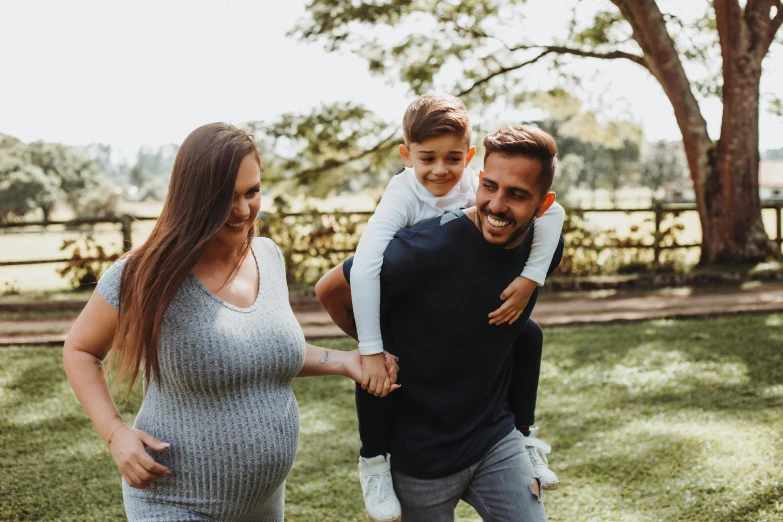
[129, 389, 300, 509]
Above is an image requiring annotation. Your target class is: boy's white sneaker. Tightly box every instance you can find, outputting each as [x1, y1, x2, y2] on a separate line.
[523, 428, 560, 490]
[358, 454, 401, 522]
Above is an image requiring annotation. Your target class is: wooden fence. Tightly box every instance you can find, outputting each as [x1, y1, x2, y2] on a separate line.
[1, 203, 782, 269]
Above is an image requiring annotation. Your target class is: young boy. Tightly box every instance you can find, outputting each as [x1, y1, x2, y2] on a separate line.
[340, 93, 564, 521]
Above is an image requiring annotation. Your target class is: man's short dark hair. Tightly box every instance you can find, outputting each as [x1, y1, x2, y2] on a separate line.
[483, 125, 558, 194]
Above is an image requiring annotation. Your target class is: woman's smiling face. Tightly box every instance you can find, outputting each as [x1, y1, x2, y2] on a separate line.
[213, 153, 261, 248]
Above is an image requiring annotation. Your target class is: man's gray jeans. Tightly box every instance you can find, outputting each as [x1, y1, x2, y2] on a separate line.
[392, 430, 546, 522]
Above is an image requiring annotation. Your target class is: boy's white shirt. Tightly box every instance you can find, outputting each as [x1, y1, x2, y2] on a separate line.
[351, 167, 566, 355]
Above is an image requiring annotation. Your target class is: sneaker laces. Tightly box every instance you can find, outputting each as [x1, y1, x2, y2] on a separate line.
[523, 436, 551, 468]
[368, 471, 394, 501]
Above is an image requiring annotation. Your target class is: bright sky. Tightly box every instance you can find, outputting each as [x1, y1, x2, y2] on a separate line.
[1, 0, 781, 160]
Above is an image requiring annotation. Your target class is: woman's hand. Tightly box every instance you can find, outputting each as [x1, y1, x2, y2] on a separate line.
[344, 350, 400, 397]
[108, 425, 172, 490]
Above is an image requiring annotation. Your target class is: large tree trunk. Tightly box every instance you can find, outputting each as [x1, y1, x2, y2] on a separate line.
[613, 0, 779, 264]
[709, 0, 778, 263]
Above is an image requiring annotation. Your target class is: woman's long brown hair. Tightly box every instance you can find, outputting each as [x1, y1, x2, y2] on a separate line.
[110, 123, 260, 397]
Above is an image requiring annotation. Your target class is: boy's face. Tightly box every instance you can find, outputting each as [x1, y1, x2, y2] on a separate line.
[399, 134, 476, 197]
[475, 153, 555, 249]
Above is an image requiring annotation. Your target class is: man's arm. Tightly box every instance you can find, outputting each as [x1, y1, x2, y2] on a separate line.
[315, 263, 358, 341]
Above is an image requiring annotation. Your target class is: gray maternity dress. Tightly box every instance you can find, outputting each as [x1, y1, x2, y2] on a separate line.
[97, 237, 306, 521]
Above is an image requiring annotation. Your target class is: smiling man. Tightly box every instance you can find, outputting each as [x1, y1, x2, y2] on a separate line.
[317, 124, 562, 521]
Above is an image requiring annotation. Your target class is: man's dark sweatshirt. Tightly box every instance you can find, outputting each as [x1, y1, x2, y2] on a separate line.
[343, 210, 563, 479]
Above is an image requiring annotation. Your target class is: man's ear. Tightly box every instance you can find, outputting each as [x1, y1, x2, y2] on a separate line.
[465, 146, 477, 165]
[535, 192, 556, 218]
[398, 144, 414, 168]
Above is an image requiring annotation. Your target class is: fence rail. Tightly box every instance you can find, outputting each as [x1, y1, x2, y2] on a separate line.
[1, 203, 782, 269]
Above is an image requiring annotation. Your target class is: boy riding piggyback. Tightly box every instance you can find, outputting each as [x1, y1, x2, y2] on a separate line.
[347, 93, 565, 521]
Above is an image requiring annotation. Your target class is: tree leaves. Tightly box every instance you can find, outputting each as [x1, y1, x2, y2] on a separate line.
[0, 136, 115, 222]
[246, 102, 401, 197]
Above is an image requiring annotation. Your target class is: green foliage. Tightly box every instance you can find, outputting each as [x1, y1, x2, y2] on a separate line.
[257, 196, 368, 283]
[294, 0, 532, 102]
[763, 147, 783, 160]
[641, 140, 689, 195]
[556, 207, 691, 276]
[0, 159, 60, 223]
[246, 102, 401, 196]
[4, 314, 783, 520]
[0, 135, 117, 221]
[768, 94, 783, 118]
[571, 9, 628, 47]
[256, 201, 694, 284]
[56, 234, 120, 290]
[529, 89, 643, 202]
[289, 0, 781, 201]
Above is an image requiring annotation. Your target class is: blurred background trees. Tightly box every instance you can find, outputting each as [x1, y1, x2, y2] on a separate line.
[0, 135, 116, 222]
[288, 0, 782, 265]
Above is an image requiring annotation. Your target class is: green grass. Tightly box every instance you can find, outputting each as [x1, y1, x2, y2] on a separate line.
[2, 315, 783, 521]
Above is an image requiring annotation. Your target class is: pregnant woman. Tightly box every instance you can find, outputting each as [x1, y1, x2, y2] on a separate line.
[62, 122, 398, 521]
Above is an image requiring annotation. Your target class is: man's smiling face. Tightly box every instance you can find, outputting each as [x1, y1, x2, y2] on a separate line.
[475, 153, 554, 249]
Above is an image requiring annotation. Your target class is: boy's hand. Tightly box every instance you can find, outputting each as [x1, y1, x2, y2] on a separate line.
[488, 276, 537, 325]
[361, 353, 390, 396]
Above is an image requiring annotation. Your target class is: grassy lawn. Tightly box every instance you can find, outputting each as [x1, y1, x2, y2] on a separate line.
[2, 314, 783, 521]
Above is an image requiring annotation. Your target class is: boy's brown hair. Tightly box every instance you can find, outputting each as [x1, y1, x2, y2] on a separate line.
[402, 92, 471, 147]
[483, 124, 558, 194]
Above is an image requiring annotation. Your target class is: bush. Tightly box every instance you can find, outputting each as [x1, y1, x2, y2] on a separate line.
[57, 235, 120, 290]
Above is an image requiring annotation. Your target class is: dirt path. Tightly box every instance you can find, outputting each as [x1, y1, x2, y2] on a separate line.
[2, 282, 782, 346]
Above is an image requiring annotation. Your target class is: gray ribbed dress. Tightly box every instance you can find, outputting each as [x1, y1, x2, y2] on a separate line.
[97, 237, 306, 521]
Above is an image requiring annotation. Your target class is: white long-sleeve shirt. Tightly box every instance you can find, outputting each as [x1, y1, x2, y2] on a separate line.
[351, 167, 566, 355]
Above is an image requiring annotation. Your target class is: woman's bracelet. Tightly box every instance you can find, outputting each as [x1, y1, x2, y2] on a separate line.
[106, 423, 128, 447]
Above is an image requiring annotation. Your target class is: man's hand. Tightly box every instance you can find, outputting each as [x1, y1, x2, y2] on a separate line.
[361, 353, 391, 396]
[488, 276, 537, 325]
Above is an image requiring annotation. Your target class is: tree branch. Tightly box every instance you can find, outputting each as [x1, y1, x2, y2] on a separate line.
[508, 44, 648, 68]
[452, 43, 648, 98]
[456, 50, 554, 97]
[294, 129, 399, 184]
[770, 1, 783, 41]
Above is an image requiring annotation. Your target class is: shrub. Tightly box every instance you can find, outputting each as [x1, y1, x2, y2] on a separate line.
[57, 235, 120, 290]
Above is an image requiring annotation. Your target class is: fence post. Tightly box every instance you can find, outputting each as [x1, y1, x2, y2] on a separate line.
[653, 202, 663, 268]
[120, 214, 133, 252]
[777, 203, 782, 253]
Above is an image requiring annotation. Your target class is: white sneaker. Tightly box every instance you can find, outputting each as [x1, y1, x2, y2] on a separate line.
[523, 428, 559, 490]
[358, 454, 401, 522]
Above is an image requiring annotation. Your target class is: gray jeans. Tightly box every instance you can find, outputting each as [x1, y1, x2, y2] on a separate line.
[392, 430, 546, 522]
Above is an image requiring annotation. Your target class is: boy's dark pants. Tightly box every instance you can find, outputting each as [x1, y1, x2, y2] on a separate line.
[356, 319, 544, 458]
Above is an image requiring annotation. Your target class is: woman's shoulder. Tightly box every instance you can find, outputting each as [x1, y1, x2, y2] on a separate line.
[96, 256, 131, 310]
[253, 236, 284, 262]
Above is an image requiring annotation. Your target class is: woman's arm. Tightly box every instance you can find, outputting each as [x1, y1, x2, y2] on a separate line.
[296, 343, 399, 396]
[63, 292, 171, 489]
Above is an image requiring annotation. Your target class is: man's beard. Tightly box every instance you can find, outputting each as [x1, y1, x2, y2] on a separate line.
[477, 207, 535, 248]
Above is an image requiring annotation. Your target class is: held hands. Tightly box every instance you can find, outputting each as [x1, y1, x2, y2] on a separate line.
[107, 425, 172, 490]
[488, 276, 537, 326]
[358, 352, 400, 397]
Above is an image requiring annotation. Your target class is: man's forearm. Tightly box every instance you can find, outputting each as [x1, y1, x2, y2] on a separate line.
[331, 302, 358, 340]
[315, 264, 358, 340]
